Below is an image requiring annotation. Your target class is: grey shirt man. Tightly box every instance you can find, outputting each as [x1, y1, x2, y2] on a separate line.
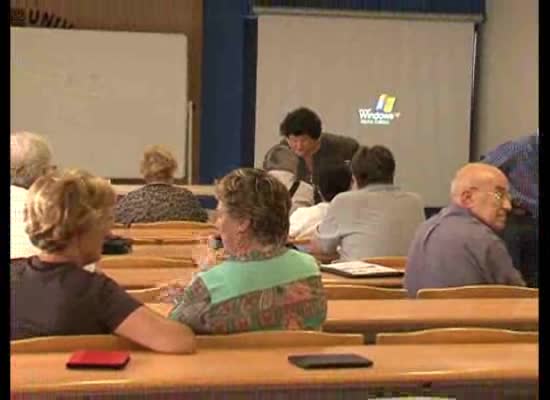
[316, 184, 425, 260]
[404, 204, 525, 298]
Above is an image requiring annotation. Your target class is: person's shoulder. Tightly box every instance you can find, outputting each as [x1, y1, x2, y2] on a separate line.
[283, 249, 319, 268]
[396, 190, 425, 205]
[10, 185, 28, 195]
[10, 257, 31, 280]
[123, 185, 150, 199]
[439, 209, 500, 244]
[329, 190, 357, 205]
[171, 185, 197, 198]
[322, 132, 357, 146]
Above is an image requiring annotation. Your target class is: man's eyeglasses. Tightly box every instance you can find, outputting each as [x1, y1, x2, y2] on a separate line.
[470, 187, 512, 205]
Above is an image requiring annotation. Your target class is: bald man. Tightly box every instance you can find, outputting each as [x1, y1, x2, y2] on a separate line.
[404, 163, 525, 297]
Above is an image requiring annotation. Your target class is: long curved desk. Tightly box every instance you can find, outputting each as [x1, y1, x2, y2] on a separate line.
[11, 343, 538, 398]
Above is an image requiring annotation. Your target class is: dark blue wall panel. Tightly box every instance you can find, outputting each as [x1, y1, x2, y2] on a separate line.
[200, 0, 252, 183]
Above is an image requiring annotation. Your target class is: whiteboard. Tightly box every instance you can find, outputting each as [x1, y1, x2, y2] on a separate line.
[255, 15, 474, 207]
[11, 27, 188, 179]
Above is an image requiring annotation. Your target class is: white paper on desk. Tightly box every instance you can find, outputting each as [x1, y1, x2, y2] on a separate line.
[321, 261, 399, 276]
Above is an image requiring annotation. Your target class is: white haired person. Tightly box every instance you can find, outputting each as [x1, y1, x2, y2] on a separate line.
[263, 144, 314, 214]
[10, 132, 54, 259]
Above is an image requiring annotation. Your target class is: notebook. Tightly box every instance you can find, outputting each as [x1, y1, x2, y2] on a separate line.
[320, 261, 404, 278]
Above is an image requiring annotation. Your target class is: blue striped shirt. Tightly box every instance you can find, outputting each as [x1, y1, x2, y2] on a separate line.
[482, 133, 538, 218]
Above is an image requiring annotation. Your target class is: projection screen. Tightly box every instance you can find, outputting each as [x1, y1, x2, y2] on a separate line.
[255, 13, 476, 207]
[11, 27, 188, 179]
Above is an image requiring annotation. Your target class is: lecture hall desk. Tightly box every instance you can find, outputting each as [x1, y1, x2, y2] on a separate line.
[102, 267, 403, 289]
[148, 298, 538, 342]
[11, 343, 538, 399]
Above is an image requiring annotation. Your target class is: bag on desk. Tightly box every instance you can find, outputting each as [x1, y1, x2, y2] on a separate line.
[102, 235, 133, 255]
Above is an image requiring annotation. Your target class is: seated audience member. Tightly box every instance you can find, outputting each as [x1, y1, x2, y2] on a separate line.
[168, 168, 327, 334]
[11, 169, 196, 354]
[311, 146, 425, 260]
[263, 144, 314, 213]
[289, 163, 352, 238]
[482, 132, 538, 287]
[276, 107, 359, 203]
[115, 145, 207, 224]
[404, 163, 525, 298]
[11, 132, 54, 259]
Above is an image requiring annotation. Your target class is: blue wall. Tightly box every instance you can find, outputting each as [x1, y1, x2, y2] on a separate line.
[199, 0, 254, 183]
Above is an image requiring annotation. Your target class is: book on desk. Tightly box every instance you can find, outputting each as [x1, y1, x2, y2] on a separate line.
[320, 261, 404, 278]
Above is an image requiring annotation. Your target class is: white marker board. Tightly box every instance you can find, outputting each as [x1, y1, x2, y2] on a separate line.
[11, 27, 188, 179]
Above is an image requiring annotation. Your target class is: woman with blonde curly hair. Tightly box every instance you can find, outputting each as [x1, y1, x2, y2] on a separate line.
[11, 169, 196, 353]
[167, 167, 327, 334]
[115, 145, 207, 224]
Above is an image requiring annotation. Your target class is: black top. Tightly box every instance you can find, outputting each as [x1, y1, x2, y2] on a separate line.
[281, 133, 359, 203]
[114, 183, 208, 225]
[11, 257, 141, 340]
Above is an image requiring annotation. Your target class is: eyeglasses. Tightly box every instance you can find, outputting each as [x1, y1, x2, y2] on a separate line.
[470, 187, 512, 205]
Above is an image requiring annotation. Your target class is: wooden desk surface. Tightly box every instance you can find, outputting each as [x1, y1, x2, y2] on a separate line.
[11, 343, 538, 397]
[323, 298, 538, 333]
[103, 268, 195, 289]
[114, 184, 215, 197]
[129, 244, 196, 259]
[103, 266, 402, 290]
[148, 298, 538, 336]
[321, 272, 402, 288]
[112, 228, 213, 243]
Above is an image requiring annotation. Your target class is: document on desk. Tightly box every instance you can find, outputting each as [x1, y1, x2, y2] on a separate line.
[320, 261, 404, 278]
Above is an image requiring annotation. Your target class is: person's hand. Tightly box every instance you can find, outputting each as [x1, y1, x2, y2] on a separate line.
[158, 279, 187, 304]
[191, 235, 221, 271]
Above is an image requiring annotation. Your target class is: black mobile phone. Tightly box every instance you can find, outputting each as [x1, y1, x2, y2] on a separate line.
[288, 353, 373, 369]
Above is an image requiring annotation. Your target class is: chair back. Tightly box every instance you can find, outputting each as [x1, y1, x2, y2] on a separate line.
[11, 331, 363, 353]
[197, 331, 364, 349]
[11, 335, 145, 353]
[417, 285, 539, 299]
[376, 327, 539, 345]
[127, 287, 162, 302]
[362, 256, 407, 269]
[324, 284, 407, 300]
[98, 256, 195, 269]
[114, 221, 215, 230]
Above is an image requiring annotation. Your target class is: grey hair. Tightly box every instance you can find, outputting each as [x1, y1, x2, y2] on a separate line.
[262, 144, 299, 174]
[11, 132, 53, 188]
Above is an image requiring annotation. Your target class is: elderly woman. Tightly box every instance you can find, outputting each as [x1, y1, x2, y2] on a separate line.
[115, 145, 207, 224]
[11, 131, 54, 259]
[168, 168, 327, 334]
[11, 169, 196, 354]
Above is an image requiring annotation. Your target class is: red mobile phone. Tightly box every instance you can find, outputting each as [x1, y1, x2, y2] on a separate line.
[66, 350, 131, 370]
